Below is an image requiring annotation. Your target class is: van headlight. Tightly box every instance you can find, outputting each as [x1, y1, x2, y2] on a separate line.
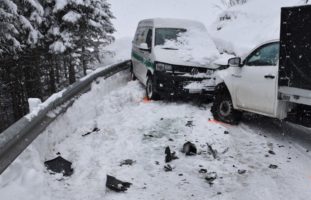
[156, 63, 173, 72]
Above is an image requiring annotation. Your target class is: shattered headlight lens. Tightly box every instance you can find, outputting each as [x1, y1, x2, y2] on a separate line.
[156, 63, 173, 71]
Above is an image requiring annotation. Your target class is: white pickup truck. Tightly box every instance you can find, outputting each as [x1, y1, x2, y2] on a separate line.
[211, 5, 311, 127]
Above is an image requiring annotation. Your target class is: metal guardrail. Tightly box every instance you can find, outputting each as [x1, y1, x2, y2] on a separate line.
[0, 60, 131, 174]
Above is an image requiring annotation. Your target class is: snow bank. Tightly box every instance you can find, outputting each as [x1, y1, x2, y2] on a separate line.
[0, 71, 133, 200]
[25, 89, 65, 121]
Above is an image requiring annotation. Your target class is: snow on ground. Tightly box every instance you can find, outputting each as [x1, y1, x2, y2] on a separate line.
[1, 70, 311, 200]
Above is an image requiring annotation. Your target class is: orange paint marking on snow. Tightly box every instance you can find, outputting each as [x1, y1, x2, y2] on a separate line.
[208, 119, 232, 127]
[142, 97, 151, 103]
[208, 119, 223, 124]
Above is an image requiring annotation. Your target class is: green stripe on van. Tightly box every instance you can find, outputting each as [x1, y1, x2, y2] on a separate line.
[132, 51, 154, 69]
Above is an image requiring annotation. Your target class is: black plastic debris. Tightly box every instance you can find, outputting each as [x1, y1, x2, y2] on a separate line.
[206, 143, 217, 159]
[199, 169, 207, 174]
[222, 147, 229, 154]
[165, 146, 179, 163]
[269, 164, 278, 169]
[82, 127, 100, 137]
[164, 164, 173, 172]
[44, 156, 74, 176]
[106, 175, 132, 192]
[182, 142, 197, 156]
[144, 134, 154, 138]
[185, 121, 194, 127]
[120, 159, 136, 166]
[268, 150, 276, 155]
[238, 169, 247, 175]
[205, 172, 217, 186]
[224, 131, 229, 135]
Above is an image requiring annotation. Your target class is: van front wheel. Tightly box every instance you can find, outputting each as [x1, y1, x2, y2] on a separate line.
[146, 76, 160, 100]
[211, 91, 242, 125]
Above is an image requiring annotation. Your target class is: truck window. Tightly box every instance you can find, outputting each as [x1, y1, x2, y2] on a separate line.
[245, 43, 279, 66]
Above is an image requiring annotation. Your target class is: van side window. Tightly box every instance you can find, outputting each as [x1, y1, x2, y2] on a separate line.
[133, 28, 141, 45]
[137, 28, 146, 45]
[145, 29, 153, 48]
[245, 43, 279, 66]
[134, 27, 153, 49]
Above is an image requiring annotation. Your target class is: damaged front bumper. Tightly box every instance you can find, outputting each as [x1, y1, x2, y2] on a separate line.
[153, 71, 216, 98]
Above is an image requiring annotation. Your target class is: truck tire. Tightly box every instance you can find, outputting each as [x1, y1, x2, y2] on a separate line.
[211, 91, 242, 125]
[146, 76, 160, 100]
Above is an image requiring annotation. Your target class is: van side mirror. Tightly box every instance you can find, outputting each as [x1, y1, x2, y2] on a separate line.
[139, 43, 150, 51]
[228, 57, 242, 67]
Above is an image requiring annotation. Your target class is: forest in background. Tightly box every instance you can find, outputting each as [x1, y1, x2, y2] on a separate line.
[0, 0, 115, 132]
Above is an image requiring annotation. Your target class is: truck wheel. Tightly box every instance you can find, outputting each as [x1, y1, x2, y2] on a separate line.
[211, 92, 242, 125]
[146, 76, 160, 100]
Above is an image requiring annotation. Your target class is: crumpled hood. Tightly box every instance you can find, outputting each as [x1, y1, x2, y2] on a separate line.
[154, 47, 219, 69]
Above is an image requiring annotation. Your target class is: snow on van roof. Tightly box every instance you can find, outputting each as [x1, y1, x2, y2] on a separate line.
[138, 18, 207, 30]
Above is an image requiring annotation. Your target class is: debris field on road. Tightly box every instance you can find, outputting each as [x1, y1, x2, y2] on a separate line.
[1, 72, 311, 200]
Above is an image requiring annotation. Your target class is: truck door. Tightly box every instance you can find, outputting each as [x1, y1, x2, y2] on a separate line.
[233, 42, 279, 116]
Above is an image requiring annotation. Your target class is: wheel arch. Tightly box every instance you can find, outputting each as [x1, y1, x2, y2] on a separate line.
[214, 82, 237, 109]
[146, 70, 152, 77]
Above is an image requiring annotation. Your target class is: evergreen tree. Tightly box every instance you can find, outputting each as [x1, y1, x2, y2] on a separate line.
[49, 0, 115, 75]
[0, 0, 116, 131]
[0, 0, 20, 55]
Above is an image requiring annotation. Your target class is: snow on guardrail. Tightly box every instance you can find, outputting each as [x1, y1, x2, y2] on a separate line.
[0, 60, 131, 174]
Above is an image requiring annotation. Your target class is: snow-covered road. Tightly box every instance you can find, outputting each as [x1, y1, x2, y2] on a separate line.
[1, 71, 311, 200]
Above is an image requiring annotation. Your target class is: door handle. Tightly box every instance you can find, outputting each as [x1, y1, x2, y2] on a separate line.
[232, 74, 242, 78]
[264, 75, 275, 79]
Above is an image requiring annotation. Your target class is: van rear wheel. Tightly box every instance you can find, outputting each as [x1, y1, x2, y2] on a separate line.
[146, 76, 160, 100]
[211, 91, 242, 125]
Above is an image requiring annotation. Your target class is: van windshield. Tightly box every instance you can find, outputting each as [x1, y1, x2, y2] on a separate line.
[155, 28, 186, 46]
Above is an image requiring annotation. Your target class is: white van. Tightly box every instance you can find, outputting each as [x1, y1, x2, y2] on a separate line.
[131, 18, 220, 100]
